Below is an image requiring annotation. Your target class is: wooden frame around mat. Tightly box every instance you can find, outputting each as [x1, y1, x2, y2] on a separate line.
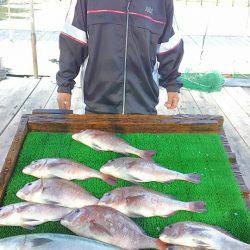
[0, 110, 249, 209]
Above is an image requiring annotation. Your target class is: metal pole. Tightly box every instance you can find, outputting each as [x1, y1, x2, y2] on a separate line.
[246, 3, 250, 35]
[30, 0, 38, 78]
[7, 0, 13, 41]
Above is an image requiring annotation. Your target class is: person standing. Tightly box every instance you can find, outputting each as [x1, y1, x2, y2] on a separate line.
[57, 0, 184, 114]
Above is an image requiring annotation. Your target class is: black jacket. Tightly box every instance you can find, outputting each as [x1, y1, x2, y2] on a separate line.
[56, 0, 184, 114]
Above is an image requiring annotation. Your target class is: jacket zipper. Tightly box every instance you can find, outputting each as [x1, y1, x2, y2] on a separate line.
[122, 0, 132, 114]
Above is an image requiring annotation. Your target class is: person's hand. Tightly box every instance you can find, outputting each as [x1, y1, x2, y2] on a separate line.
[165, 92, 180, 109]
[57, 93, 71, 110]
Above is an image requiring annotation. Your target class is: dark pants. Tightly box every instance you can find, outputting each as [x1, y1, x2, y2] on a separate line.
[85, 109, 157, 115]
[85, 110, 95, 114]
[85, 109, 106, 114]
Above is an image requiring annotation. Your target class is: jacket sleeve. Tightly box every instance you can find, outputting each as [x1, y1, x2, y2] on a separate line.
[157, 0, 184, 93]
[56, 0, 88, 94]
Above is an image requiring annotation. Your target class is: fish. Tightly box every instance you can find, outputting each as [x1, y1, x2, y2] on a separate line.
[0, 202, 72, 230]
[0, 233, 121, 250]
[16, 178, 98, 208]
[100, 157, 201, 184]
[98, 186, 206, 218]
[60, 205, 166, 250]
[22, 158, 116, 185]
[72, 129, 156, 161]
[167, 246, 199, 250]
[159, 221, 250, 250]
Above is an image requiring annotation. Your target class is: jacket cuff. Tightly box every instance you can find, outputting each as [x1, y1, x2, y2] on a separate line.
[57, 84, 73, 94]
[166, 84, 181, 93]
[160, 77, 183, 93]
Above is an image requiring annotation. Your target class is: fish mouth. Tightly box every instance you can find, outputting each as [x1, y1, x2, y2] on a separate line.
[159, 234, 170, 243]
[22, 167, 30, 174]
[60, 218, 70, 227]
[60, 218, 74, 229]
[16, 190, 24, 199]
[72, 134, 78, 140]
[99, 166, 108, 174]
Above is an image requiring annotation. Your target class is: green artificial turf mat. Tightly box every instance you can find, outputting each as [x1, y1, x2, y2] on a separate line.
[1, 132, 250, 243]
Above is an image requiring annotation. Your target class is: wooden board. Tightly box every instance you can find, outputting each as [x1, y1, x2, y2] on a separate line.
[0, 77, 40, 135]
[0, 112, 249, 209]
[178, 89, 202, 114]
[224, 78, 250, 87]
[221, 131, 250, 208]
[27, 113, 223, 134]
[224, 87, 250, 116]
[0, 78, 56, 170]
[211, 88, 250, 146]
[0, 115, 29, 202]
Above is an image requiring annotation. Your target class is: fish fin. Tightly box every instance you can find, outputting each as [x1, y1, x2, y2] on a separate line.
[127, 174, 143, 183]
[130, 182, 141, 185]
[163, 180, 175, 184]
[127, 160, 138, 169]
[186, 173, 201, 184]
[91, 143, 103, 151]
[209, 225, 237, 238]
[43, 199, 61, 206]
[139, 150, 156, 161]
[47, 162, 63, 167]
[189, 201, 206, 213]
[127, 212, 142, 218]
[30, 238, 53, 247]
[23, 218, 40, 222]
[100, 173, 117, 186]
[165, 194, 176, 199]
[126, 195, 145, 204]
[155, 239, 167, 250]
[89, 220, 112, 237]
[22, 225, 36, 230]
[125, 166, 144, 182]
[16, 203, 32, 213]
[194, 240, 213, 249]
[162, 211, 177, 217]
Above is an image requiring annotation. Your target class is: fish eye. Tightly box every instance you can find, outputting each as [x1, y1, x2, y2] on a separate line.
[27, 183, 32, 186]
[75, 209, 80, 213]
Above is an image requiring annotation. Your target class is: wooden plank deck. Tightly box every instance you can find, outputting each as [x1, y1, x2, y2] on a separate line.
[0, 77, 249, 190]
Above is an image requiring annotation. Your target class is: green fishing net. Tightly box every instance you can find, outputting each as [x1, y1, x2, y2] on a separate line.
[181, 71, 225, 93]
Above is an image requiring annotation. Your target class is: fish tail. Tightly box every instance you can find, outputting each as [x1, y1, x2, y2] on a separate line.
[155, 239, 167, 250]
[139, 150, 156, 161]
[186, 173, 201, 184]
[189, 201, 206, 213]
[100, 173, 117, 186]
